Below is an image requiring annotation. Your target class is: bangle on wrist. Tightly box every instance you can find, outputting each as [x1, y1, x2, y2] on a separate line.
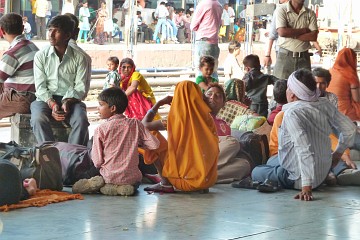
[148, 109, 157, 115]
[265, 55, 270, 57]
[47, 98, 56, 109]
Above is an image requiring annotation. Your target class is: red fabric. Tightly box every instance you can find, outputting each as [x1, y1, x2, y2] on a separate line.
[119, 62, 135, 89]
[125, 90, 153, 120]
[211, 114, 231, 136]
[267, 105, 283, 125]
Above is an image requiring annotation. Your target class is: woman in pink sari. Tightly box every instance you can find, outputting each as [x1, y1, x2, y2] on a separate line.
[119, 58, 159, 120]
[327, 48, 360, 121]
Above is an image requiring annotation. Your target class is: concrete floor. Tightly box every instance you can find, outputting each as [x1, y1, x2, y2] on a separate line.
[0, 183, 360, 240]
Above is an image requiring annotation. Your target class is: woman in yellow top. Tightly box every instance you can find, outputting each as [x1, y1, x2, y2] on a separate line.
[139, 81, 219, 192]
[119, 58, 158, 120]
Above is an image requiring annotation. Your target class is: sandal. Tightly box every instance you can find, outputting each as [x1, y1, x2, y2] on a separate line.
[143, 174, 162, 184]
[144, 182, 175, 193]
[257, 179, 280, 193]
[231, 177, 259, 189]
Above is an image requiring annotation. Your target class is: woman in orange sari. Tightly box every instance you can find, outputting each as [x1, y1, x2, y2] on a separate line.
[139, 81, 219, 192]
[327, 48, 360, 121]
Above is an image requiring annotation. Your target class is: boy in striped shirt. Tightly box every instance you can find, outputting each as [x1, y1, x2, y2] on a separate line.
[0, 13, 39, 118]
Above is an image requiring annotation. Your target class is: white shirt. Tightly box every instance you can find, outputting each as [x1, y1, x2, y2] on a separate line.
[228, 6, 235, 23]
[221, 9, 230, 26]
[155, 5, 169, 19]
[35, 0, 48, 17]
[23, 22, 31, 34]
[279, 98, 356, 189]
[223, 54, 244, 79]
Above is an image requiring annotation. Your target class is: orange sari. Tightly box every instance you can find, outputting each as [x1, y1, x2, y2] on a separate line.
[327, 48, 360, 121]
[141, 81, 219, 191]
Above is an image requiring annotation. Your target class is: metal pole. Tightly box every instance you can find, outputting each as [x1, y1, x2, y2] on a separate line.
[191, 0, 197, 71]
[125, 0, 136, 59]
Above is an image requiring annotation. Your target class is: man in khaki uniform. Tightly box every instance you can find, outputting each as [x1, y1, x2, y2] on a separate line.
[274, 0, 318, 79]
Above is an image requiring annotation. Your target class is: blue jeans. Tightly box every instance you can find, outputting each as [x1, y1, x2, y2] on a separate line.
[194, 41, 220, 79]
[251, 155, 295, 189]
[113, 30, 123, 40]
[167, 19, 177, 39]
[153, 18, 167, 40]
[30, 96, 89, 146]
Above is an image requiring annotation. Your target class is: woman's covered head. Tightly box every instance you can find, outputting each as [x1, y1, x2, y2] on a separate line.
[334, 48, 357, 71]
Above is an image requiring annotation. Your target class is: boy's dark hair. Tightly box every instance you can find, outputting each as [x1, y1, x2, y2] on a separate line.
[98, 88, 128, 114]
[294, 68, 317, 92]
[208, 82, 226, 103]
[199, 55, 215, 68]
[64, 13, 79, 29]
[108, 56, 119, 65]
[165, 3, 171, 7]
[160, 2, 166, 5]
[0, 13, 23, 35]
[113, 18, 118, 24]
[273, 80, 287, 104]
[137, 11, 141, 15]
[177, 8, 185, 13]
[120, 57, 135, 68]
[312, 67, 332, 85]
[243, 54, 261, 70]
[48, 15, 75, 34]
[228, 41, 241, 53]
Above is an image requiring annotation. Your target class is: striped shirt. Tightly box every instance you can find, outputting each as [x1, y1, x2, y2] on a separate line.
[0, 35, 39, 92]
[279, 98, 356, 189]
[92, 114, 160, 185]
[324, 91, 338, 108]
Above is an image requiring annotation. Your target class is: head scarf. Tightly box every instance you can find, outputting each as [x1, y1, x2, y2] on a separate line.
[332, 48, 359, 82]
[287, 72, 320, 102]
[119, 58, 136, 90]
[162, 81, 219, 191]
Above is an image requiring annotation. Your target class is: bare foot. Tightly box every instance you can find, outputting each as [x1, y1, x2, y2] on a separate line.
[23, 178, 37, 196]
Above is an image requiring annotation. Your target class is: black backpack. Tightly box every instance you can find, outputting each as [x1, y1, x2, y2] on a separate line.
[238, 132, 270, 167]
[0, 141, 63, 191]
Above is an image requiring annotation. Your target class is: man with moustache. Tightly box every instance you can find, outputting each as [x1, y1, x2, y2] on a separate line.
[273, 0, 318, 79]
[30, 15, 89, 146]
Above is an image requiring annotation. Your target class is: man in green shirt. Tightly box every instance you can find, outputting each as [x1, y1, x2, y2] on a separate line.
[30, 15, 89, 146]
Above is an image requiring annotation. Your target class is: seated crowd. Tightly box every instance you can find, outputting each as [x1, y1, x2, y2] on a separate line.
[0, 12, 360, 207]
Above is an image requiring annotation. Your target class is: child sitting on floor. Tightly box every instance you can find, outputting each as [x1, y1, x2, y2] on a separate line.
[195, 55, 218, 92]
[267, 80, 287, 125]
[72, 88, 160, 196]
[103, 56, 121, 89]
[242, 54, 278, 117]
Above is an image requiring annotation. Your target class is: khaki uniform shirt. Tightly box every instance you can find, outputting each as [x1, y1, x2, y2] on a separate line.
[276, 1, 318, 52]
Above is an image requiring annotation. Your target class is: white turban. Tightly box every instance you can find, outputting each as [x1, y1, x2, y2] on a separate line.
[287, 72, 320, 102]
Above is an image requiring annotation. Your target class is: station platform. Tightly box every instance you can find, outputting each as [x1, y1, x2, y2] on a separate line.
[0, 39, 271, 70]
[0, 181, 359, 239]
